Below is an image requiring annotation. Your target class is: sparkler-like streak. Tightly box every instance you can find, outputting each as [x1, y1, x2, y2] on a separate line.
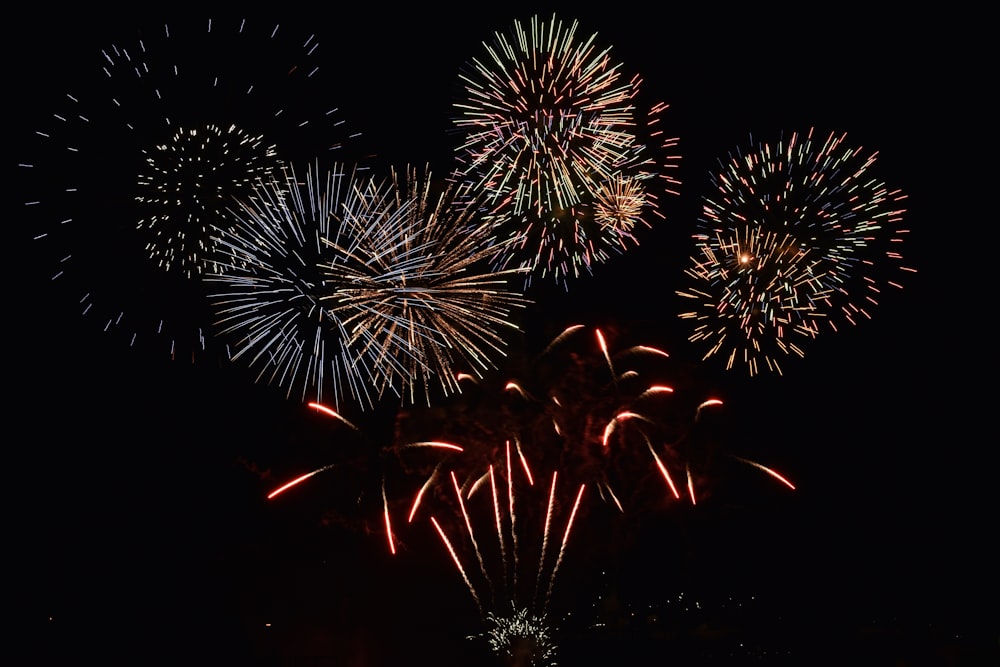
[677, 128, 913, 375]
[21, 17, 356, 361]
[450, 13, 681, 290]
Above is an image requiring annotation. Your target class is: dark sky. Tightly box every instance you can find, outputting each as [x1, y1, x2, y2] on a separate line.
[11, 6, 995, 666]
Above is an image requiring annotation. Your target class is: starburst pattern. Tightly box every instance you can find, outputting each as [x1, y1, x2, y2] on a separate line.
[208, 162, 379, 408]
[677, 128, 913, 375]
[211, 162, 531, 408]
[451, 13, 680, 290]
[318, 164, 533, 407]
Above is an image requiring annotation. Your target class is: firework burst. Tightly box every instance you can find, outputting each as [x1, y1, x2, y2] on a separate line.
[209, 162, 531, 409]
[207, 162, 380, 408]
[20, 17, 357, 360]
[451, 14, 680, 290]
[318, 163, 533, 408]
[677, 128, 914, 375]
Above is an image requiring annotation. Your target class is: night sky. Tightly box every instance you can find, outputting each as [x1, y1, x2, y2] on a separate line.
[11, 6, 995, 666]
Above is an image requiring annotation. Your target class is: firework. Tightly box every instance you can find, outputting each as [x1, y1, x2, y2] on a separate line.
[677, 128, 914, 375]
[210, 161, 531, 408]
[208, 161, 380, 408]
[396, 323, 793, 517]
[264, 401, 467, 556]
[425, 456, 584, 666]
[451, 14, 680, 290]
[20, 17, 357, 360]
[318, 163, 533, 407]
[475, 606, 560, 666]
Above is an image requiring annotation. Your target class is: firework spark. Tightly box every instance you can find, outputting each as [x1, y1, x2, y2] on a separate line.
[21, 17, 356, 360]
[451, 13, 680, 290]
[264, 401, 464, 556]
[677, 128, 913, 375]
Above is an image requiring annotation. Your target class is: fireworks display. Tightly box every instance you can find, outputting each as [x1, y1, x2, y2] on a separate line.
[20, 17, 357, 360]
[450, 13, 681, 290]
[18, 10, 961, 667]
[677, 128, 914, 376]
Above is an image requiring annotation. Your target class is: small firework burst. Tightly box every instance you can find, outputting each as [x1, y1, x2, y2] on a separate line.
[678, 128, 913, 375]
[135, 123, 282, 278]
[475, 606, 559, 666]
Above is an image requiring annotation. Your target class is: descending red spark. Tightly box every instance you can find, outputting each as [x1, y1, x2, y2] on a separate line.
[382, 482, 396, 555]
[505, 381, 530, 400]
[595, 328, 615, 377]
[489, 465, 508, 577]
[634, 345, 670, 358]
[307, 401, 359, 430]
[647, 440, 681, 499]
[431, 516, 482, 614]
[546, 482, 586, 606]
[401, 441, 464, 452]
[515, 438, 534, 486]
[602, 411, 647, 446]
[408, 465, 439, 523]
[534, 471, 558, 602]
[266, 464, 335, 499]
[732, 455, 796, 490]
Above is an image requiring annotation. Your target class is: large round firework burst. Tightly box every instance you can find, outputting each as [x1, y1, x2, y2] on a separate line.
[211, 161, 532, 409]
[450, 14, 680, 291]
[319, 163, 533, 408]
[20, 16, 356, 360]
[677, 128, 914, 376]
